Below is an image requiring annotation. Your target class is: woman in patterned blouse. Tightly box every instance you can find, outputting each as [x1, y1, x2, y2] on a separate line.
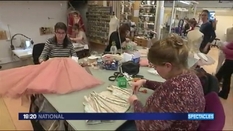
[127, 34, 205, 130]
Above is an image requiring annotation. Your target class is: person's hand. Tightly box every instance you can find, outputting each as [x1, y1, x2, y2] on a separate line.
[126, 38, 130, 42]
[130, 79, 146, 93]
[70, 38, 74, 41]
[128, 95, 138, 104]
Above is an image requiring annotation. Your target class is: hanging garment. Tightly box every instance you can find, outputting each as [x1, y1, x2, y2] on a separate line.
[67, 12, 85, 36]
[0, 58, 103, 98]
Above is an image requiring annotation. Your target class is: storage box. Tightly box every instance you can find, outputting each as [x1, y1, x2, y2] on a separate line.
[134, 37, 148, 48]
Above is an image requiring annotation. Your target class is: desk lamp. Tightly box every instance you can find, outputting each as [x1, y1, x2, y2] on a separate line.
[10, 33, 34, 50]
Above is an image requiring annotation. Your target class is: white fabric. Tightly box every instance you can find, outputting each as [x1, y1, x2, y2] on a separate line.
[83, 85, 132, 125]
[108, 16, 119, 39]
[187, 27, 203, 54]
[84, 44, 89, 49]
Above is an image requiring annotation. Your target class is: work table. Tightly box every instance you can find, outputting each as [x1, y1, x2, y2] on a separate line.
[42, 57, 198, 130]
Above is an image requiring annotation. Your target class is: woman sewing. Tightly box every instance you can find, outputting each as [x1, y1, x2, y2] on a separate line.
[118, 34, 205, 130]
[104, 24, 130, 53]
[70, 24, 89, 52]
[39, 22, 76, 63]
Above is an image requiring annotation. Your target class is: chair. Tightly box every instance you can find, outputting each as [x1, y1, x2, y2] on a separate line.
[212, 38, 220, 48]
[198, 92, 225, 131]
[32, 43, 45, 64]
[31, 43, 46, 130]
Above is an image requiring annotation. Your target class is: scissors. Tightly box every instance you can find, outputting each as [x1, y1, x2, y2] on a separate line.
[108, 72, 124, 81]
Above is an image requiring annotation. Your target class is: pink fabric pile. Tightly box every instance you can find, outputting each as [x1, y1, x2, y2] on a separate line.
[140, 58, 149, 67]
[0, 58, 103, 98]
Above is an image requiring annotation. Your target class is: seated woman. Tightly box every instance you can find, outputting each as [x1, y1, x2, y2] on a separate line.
[125, 34, 205, 130]
[104, 24, 130, 53]
[70, 24, 89, 56]
[39, 22, 76, 63]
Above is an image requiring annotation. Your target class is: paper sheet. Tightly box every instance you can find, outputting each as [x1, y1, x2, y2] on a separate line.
[123, 53, 133, 62]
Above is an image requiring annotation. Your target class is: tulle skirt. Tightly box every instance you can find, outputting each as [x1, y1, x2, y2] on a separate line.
[0, 58, 103, 98]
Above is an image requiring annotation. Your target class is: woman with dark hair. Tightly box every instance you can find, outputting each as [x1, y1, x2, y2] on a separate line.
[199, 10, 216, 54]
[39, 22, 76, 63]
[104, 24, 130, 53]
[189, 18, 198, 30]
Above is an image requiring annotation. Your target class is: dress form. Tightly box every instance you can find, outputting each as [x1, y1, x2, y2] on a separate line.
[187, 27, 215, 65]
[108, 15, 119, 39]
[187, 27, 203, 54]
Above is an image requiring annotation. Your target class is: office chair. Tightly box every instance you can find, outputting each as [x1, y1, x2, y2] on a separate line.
[212, 38, 220, 48]
[198, 92, 225, 131]
[31, 43, 46, 131]
[32, 43, 45, 64]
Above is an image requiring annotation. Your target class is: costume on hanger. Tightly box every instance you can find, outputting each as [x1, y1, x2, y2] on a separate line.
[68, 11, 85, 36]
[108, 15, 119, 39]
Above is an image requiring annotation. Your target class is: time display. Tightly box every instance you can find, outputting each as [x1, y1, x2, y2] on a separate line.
[23, 113, 37, 120]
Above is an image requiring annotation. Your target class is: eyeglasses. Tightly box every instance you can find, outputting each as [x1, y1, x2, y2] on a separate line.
[55, 32, 66, 35]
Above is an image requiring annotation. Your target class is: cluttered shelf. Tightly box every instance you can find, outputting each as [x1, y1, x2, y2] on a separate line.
[137, 1, 156, 36]
[86, 5, 112, 45]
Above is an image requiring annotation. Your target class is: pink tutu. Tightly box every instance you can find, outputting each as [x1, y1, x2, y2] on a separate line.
[140, 58, 149, 67]
[0, 58, 103, 98]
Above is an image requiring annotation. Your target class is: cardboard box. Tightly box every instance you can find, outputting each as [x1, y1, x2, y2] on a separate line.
[134, 37, 148, 48]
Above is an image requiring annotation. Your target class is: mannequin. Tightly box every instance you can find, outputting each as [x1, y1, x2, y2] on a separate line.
[108, 12, 119, 39]
[187, 27, 215, 65]
[187, 27, 203, 55]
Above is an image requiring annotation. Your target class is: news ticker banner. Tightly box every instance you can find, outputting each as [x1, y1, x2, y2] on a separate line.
[19, 113, 214, 120]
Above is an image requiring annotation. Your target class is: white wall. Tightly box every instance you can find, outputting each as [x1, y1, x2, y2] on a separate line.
[215, 15, 233, 41]
[0, 1, 67, 59]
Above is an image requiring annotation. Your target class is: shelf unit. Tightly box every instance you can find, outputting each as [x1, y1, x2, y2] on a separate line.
[120, 1, 134, 25]
[137, 1, 156, 36]
[86, 5, 112, 44]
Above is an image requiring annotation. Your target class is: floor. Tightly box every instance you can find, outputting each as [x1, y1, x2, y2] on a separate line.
[0, 48, 232, 130]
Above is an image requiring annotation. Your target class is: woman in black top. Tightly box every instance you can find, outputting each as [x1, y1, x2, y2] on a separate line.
[199, 10, 216, 54]
[104, 24, 130, 53]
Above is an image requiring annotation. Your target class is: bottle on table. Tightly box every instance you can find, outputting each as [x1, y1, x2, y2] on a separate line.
[110, 41, 117, 54]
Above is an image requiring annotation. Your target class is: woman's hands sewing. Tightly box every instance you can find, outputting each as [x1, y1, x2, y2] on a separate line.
[128, 95, 138, 104]
[128, 79, 147, 104]
[130, 79, 146, 93]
